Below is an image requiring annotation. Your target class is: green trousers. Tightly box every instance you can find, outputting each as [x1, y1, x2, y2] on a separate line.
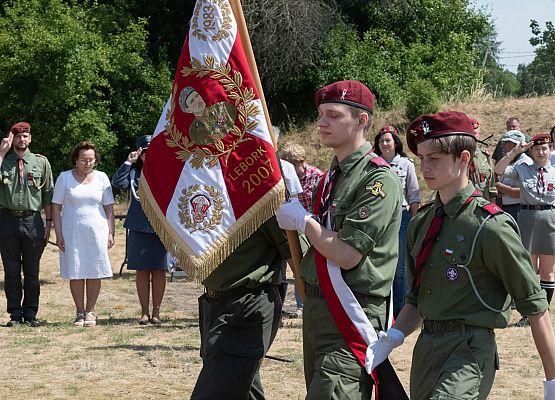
[410, 327, 498, 400]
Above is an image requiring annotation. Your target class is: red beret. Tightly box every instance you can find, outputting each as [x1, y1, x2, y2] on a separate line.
[531, 132, 551, 145]
[378, 125, 399, 136]
[406, 111, 476, 155]
[315, 80, 374, 114]
[469, 117, 480, 130]
[10, 122, 31, 134]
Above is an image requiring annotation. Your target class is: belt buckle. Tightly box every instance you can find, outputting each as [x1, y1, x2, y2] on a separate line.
[432, 320, 445, 335]
[205, 288, 218, 299]
[13, 210, 24, 216]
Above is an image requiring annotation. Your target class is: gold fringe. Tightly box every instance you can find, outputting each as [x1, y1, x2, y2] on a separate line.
[139, 174, 285, 283]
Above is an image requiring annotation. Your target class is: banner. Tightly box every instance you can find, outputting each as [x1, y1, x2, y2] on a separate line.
[140, 0, 284, 282]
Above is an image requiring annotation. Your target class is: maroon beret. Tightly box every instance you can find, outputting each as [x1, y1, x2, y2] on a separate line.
[531, 132, 551, 145]
[378, 125, 399, 136]
[406, 111, 476, 155]
[315, 80, 374, 114]
[10, 122, 31, 134]
[469, 117, 480, 130]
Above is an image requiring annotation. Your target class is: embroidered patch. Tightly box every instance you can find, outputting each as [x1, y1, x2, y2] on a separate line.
[456, 234, 464, 242]
[358, 206, 369, 218]
[445, 267, 459, 282]
[366, 180, 386, 198]
[443, 248, 454, 257]
[179, 184, 224, 233]
[549, 183, 554, 191]
[422, 121, 430, 135]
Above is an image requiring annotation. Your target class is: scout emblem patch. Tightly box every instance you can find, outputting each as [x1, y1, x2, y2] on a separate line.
[456, 234, 464, 242]
[358, 206, 369, 218]
[366, 180, 386, 198]
[445, 267, 459, 282]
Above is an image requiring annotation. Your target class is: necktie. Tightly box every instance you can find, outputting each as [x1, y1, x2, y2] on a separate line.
[412, 206, 444, 295]
[319, 165, 341, 229]
[18, 159, 24, 185]
[537, 167, 546, 196]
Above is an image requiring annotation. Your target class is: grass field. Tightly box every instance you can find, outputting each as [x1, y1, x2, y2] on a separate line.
[0, 222, 550, 399]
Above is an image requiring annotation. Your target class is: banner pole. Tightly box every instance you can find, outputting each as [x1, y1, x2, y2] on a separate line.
[229, 0, 305, 301]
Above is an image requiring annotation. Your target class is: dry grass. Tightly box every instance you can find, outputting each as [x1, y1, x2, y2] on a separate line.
[0, 222, 550, 399]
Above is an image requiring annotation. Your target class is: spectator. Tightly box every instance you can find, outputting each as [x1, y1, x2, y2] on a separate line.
[469, 117, 497, 202]
[280, 141, 323, 317]
[495, 132, 555, 326]
[495, 130, 532, 221]
[52, 142, 115, 327]
[373, 125, 420, 318]
[493, 116, 527, 163]
[549, 125, 555, 165]
[0, 122, 54, 327]
[112, 135, 168, 325]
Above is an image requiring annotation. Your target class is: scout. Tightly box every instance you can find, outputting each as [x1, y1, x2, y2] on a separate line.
[276, 80, 404, 398]
[468, 117, 497, 202]
[0, 122, 54, 327]
[368, 111, 555, 399]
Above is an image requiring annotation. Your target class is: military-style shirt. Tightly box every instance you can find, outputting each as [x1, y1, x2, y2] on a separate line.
[0, 150, 53, 211]
[503, 162, 555, 205]
[202, 217, 291, 291]
[406, 183, 548, 328]
[470, 147, 497, 200]
[301, 142, 403, 319]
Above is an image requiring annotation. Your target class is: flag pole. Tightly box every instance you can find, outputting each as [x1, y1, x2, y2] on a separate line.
[229, 0, 305, 302]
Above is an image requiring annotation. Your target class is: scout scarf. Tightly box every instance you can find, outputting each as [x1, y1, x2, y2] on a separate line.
[313, 159, 408, 399]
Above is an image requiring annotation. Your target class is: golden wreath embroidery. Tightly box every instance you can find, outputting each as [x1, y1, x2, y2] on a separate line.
[191, 0, 233, 42]
[165, 54, 258, 169]
[179, 184, 224, 233]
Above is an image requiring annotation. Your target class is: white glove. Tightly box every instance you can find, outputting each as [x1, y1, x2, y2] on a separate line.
[365, 328, 405, 374]
[275, 198, 313, 234]
[545, 378, 555, 400]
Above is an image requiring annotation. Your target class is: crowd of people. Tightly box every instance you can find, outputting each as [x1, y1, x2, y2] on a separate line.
[1, 81, 555, 399]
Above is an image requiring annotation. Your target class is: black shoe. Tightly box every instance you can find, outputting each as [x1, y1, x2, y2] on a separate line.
[24, 318, 42, 327]
[515, 316, 529, 327]
[6, 319, 22, 327]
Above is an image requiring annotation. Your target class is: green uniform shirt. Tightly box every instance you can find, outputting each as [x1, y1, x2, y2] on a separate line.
[301, 142, 403, 313]
[406, 183, 548, 328]
[202, 217, 291, 291]
[470, 147, 497, 200]
[0, 150, 53, 211]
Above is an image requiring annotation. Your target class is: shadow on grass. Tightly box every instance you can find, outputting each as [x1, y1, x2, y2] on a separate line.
[104, 317, 199, 329]
[89, 343, 200, 352]
[0, 278, 58, 291]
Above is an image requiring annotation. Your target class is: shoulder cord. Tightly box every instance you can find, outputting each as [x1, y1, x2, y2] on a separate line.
[35, 157, 51, 190]
[456, 213, 512, 313]
[130, 168, 140, 201]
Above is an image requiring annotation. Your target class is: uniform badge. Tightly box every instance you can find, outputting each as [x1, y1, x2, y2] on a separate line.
[366, 180, 386, 198]
[179, 184, 224, 233]
[443, 248, 454, 257]
[456, 234, 464, 242]
[548, 183, 554, 191]
[422, 121, 430, 135]
[445, 267, 459, 282]
[358, 206, 369, 219]
[27, 172, 34, 187]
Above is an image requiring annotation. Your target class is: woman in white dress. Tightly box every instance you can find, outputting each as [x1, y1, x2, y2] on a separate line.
[52, 142, 115, 327]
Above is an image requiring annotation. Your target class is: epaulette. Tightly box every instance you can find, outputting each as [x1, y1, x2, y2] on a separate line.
[478, 202, 504, 216]
[416, 202, 434, 213]
[35, 153, 46, 158]
[369, 156, 390, 168]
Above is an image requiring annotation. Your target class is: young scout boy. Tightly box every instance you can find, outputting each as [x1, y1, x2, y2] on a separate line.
[368, 111, 555, 399]
[276, 80, 404, 399]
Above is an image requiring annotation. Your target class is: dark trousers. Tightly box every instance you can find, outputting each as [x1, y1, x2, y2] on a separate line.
[0, 213, 45, 320]
[191, 284, 282, 400]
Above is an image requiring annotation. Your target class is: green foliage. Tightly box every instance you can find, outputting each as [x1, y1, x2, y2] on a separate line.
[404, 78, 440, 121]
[517, 20, 555, 96]
[482, 67, 520, 97]
[0, 0, 171, 176]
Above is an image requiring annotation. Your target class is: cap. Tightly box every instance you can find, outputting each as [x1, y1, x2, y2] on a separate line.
[10, 122, 30, 134]
[315, 80, 374, 114]
[531, 132, 551, 145]
[378, 125, 399, 136]
[406, 111, 476, 155]
[135, 135, 152, 150]
[469, 117, 480, 130]
[500, 130, 525, 144]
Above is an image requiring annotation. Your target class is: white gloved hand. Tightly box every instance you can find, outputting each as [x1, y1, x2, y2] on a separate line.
[365, 328, 405, 374]
[545, 378, 555, 400]
[275, 198, 313, 234]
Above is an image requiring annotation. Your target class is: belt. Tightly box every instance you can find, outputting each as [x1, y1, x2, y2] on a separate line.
[0, 208, 36, 217]
[423, 320, 469, 335]
[305, 283, 376, 303]
[204, 283, 274, 300]
[521, 204, 555, 210]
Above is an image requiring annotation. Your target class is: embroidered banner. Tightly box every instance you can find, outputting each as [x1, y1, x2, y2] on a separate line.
[139, 0, 284, 281]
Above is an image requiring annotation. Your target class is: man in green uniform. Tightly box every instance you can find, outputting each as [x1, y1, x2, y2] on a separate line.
[0, 122, 53, 327]
[190, 217, 291, 399]
[469, 117, 497, 202]
[276, 80, 403, 399]
[368, 111, 555, 399]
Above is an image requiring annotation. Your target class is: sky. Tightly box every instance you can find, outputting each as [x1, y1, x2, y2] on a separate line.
[472, 0, 555, 72]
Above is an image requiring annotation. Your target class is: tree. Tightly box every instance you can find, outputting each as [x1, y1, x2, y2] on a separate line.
[518, 20, 555, 96]
[0, 0, 171, 175]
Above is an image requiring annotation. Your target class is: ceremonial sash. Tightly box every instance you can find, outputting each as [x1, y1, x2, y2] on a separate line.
[139, 0, 284, 281]
[313, 161, 408, 399]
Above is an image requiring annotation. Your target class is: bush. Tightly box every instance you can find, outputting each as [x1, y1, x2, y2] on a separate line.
[404, 79, 441, 121]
